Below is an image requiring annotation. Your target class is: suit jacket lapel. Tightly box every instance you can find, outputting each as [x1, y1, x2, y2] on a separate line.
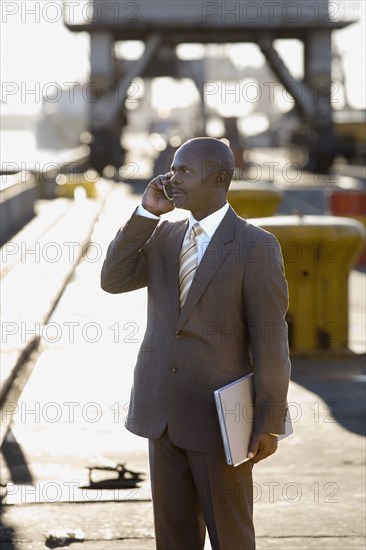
[165, 219, 188, 317]
[177, 207, 238, 331]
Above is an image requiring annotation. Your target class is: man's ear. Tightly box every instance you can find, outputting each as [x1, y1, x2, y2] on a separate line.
[215, 171, 226, 187]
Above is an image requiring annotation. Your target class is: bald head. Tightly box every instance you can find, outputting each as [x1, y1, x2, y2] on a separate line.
[178, 137, 235, 189]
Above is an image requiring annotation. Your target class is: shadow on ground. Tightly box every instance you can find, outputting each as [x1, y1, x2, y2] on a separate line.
[291, 355, 366, 436]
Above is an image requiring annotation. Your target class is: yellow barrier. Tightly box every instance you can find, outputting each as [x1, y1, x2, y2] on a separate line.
[227, 181, 283, 218]
[56, 174, 98, 199]
[250, 215, 366, 356]
[328, 189, 366, 267]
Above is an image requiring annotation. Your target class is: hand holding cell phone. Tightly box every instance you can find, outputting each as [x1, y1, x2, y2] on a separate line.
[141, 172, 175, 216]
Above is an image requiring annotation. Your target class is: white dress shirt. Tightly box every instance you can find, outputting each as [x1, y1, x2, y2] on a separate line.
[137, 202, 230, 265]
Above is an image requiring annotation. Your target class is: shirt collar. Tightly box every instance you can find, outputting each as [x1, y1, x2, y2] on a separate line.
[187, 202, 229, 239]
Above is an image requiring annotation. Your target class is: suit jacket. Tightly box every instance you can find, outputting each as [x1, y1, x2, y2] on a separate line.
[101, 206, 291, 454]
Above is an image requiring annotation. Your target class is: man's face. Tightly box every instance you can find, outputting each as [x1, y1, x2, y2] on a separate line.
[169, 144, 222, 217]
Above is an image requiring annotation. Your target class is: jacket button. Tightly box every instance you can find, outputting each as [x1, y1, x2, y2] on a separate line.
[175, 331, 182, 339]
[171, 367, 177, 373]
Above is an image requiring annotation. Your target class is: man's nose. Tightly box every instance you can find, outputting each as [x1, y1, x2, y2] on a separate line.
[170, 173, 180, 185]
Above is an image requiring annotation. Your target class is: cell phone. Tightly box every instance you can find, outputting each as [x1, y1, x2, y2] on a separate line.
[162, 181, 174, 201]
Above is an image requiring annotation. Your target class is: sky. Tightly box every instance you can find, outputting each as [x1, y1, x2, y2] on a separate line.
[1, 0, 365, 116]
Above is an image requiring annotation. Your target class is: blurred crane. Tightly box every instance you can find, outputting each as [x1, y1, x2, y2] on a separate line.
[63, 0, 357, 174]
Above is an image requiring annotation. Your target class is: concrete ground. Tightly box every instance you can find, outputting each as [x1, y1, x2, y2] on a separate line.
[0, 182, 365, 550]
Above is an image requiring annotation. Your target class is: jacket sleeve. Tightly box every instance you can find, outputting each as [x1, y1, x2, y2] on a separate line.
[100, 208, 160, 294]
[243, 229, 291, 434]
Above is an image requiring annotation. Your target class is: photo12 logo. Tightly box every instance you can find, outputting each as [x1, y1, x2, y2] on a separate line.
[201, 2, 344, 24]
[1, 2, 140, 25]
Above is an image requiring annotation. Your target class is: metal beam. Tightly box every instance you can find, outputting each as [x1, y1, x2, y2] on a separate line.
[91, 33, 162, 130]
[258, 36, 316, 123]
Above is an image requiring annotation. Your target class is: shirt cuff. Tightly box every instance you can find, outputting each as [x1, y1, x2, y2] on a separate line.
[268, 433, 279, 437]
[136, 204, 160, 220]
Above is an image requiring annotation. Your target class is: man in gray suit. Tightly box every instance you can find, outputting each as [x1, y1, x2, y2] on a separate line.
[101, 137, 291, 550]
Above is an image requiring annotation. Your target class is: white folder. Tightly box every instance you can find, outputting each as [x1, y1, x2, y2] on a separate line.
[214, 373, 293, 467]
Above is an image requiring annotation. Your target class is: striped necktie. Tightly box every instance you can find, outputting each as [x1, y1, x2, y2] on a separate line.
[179, 222, 204, 308]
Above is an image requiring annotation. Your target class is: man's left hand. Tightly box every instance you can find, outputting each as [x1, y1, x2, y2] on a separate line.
[247, 432, 278, 463]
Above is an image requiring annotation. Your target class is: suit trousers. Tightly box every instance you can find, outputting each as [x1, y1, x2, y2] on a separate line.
[149, 427, 255, 550]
